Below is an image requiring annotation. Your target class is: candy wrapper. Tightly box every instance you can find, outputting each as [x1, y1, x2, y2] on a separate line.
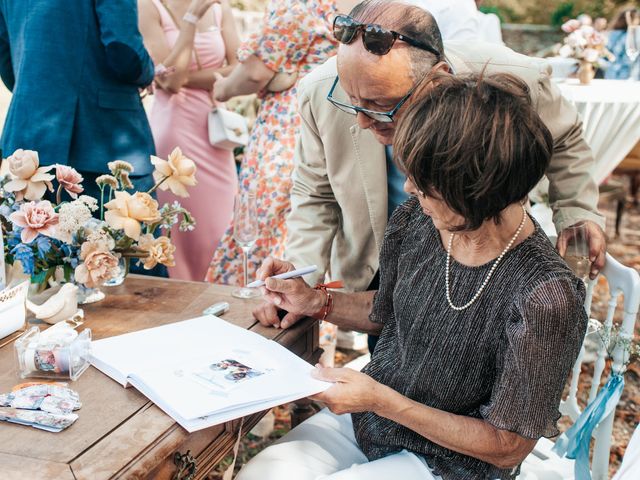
[0, 382, 81, 432]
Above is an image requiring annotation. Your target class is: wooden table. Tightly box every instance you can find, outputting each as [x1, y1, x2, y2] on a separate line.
[0, 276, 320, 479]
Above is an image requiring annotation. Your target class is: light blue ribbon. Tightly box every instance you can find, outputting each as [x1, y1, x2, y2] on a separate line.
[552, 374, 624, 480]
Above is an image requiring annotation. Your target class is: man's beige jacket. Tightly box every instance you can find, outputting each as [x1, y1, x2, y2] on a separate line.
[286, 40, 603, 292]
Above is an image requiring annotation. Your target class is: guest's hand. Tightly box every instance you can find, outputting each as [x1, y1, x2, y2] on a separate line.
[252, 302, 303, 330]
[187, 0, 220, 19]
[253, 257, 324, 329]
[212, 72, 230, 102]
[252, 257, 310, 329]
[309, 366, 389, 415]
[557, 220, 606, 279]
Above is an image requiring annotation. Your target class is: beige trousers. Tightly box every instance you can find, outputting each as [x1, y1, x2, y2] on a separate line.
[236, 408, 440, 480]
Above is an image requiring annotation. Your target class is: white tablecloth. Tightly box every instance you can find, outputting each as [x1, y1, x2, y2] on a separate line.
[557, 79, 640, 184]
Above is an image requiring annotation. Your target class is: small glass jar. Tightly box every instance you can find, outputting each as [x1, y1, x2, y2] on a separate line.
[14, 324, 91, 381]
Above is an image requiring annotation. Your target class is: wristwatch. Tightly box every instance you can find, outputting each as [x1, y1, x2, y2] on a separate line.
[182, 11, 199, 25]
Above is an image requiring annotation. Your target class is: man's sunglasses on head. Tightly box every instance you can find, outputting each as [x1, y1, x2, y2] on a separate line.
[332, 14, 441, 58]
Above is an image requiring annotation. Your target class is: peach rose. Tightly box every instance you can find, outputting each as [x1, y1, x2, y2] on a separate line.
[138, 234, 176, 269]
[74, 243, 120, 288]
[56, 165, 84, 199]
[104, 191, 160, 240]
[9, 200, 59, 243]
[151, 147, 197, 198]
[3, 149, 54, 201]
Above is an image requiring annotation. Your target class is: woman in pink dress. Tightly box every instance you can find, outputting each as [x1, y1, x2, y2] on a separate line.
[138, 0, 241, 280]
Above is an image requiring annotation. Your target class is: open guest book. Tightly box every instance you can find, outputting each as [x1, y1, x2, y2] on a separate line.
[90, 316, 330, 432]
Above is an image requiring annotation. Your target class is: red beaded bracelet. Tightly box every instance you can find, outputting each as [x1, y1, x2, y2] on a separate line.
[311, 281, 344, 321]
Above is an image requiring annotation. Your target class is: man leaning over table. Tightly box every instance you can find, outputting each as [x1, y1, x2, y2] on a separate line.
[253, 0, 606, 334]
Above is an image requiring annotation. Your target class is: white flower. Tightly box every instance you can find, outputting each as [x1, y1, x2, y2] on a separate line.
[55, 200, 93, 243]
[559, 44, 574, 58]
[583, 48, 599, 63]
[85, 228, 116, 252]
[580, 25, 594, 37]
[78, 195, 99, 212]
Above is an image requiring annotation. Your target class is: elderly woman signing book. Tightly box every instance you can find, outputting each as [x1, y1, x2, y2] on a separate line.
[240, 72, 588, 480]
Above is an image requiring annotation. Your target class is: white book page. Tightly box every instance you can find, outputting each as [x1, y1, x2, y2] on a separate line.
[90, 316, 331, 422]
[129, 339, 329, 420]
[91, 316, 250, 384]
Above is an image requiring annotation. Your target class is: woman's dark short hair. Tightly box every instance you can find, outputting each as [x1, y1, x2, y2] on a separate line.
[394, 72, 553, 231]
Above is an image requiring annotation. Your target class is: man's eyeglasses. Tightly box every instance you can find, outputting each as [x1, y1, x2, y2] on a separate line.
[333, 14, 441, 58]
[326, 76, 419, 123]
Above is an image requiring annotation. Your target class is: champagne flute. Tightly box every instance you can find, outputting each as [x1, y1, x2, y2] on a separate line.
[564, 224, 591, 281]
[232, 192, 261, 299]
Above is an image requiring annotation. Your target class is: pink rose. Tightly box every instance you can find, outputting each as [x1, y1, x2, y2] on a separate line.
[562, 19, 581, 33]
[9, 200, 59, 243]
[74, 243, 120, 288]
[56, 165, 84, 199]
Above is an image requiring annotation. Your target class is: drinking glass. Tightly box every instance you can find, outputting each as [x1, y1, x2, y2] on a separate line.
[563, 224, 591, 282]
[232, 192, 261, 299]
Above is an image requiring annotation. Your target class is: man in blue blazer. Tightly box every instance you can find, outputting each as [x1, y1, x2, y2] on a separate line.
[0, 0, 156, 198]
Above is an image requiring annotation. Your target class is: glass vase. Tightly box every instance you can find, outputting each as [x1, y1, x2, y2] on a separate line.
[103, 257, 129, 288]
[577, 61, 595, 85]
[76, 283, 105, 305]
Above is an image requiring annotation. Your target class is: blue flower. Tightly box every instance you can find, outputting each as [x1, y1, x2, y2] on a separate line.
[0, 204, 14, 218]
[10, 243, 35, 275]
[61, 243, 80, 269]
[6, 228, 22, 249]
[34, 235, 52, 258]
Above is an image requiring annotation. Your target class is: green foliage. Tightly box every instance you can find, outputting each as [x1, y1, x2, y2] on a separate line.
[482, 0, 640, 26]
[551, 2, 575, 27]
[479, 6, 505, 23]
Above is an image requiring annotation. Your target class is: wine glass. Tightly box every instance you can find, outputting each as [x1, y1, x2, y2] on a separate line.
[232, 192, 261, 299]
[563, 224, 591, 282]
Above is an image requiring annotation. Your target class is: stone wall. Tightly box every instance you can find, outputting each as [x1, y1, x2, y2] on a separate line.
[501, 23, 564, 56]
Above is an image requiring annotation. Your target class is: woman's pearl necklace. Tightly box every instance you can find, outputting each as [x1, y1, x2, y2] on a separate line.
[445, 204, 528, 311]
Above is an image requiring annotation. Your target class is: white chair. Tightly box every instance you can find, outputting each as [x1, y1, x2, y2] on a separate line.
[519, 253, 640, 480]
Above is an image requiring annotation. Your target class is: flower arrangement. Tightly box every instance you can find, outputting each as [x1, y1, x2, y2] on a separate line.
[0, 148, 196, 292]
[559, 18, 614, 66]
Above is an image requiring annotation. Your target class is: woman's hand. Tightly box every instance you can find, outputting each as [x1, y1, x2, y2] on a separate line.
[212, 72, 230, 102]
[309, 366, 390, 415]
[187, 0, 219, 19]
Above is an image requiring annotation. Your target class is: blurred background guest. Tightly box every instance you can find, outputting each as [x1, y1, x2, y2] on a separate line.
[0, 0, 155, 200]
[605, 7, 640, 80]
[206, 0, 359, 365]
[206, 0, 357, 284]
[139, 0, 241, 281]
[410, 0, 481, 41]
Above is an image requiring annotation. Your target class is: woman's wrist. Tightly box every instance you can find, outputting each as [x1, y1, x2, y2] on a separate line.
[373, 385, 415, 421]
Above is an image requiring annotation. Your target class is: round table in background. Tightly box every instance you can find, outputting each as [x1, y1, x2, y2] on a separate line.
[531, 79, 640, 238]
[557, 79, 640, 184]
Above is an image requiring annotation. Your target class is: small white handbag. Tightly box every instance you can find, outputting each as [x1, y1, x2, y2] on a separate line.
[208, 106, 250, 150]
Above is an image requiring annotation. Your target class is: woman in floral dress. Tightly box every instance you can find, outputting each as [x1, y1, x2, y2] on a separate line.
[206, 0, 358, 362]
